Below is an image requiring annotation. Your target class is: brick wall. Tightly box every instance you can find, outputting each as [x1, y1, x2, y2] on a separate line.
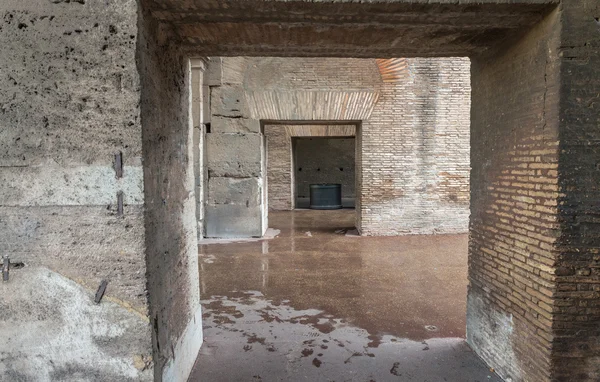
[468, 9, 561, 382]
[359, 58, 471, 235]
[214, 56, 471, 235]
[265, 125, 294, 210]
[553, 1, 600, 380]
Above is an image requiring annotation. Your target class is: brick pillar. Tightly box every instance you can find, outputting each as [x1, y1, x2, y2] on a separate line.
[553, 1, 600, 380]
[468, 8, 561, 382]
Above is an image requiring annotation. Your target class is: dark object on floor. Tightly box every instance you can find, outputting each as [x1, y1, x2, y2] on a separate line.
[310, 184, 342, 210]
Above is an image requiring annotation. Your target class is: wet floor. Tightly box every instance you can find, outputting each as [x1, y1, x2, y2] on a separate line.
[190, 210, 501, 382]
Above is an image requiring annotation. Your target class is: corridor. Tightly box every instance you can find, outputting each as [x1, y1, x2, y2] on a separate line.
[191, 210, 500, 381]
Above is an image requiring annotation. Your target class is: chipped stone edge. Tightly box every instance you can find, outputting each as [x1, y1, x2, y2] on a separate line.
[162, 305, 204, 382]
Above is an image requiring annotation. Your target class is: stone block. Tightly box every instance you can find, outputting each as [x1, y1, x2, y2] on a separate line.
[207, 133, 262, 177]
[208, 177, 261, 207]
[205, 58, 222, 86]
[212, 116, 260, 134]
[211, 85, 249, 118]
[205, 204, 264, 238]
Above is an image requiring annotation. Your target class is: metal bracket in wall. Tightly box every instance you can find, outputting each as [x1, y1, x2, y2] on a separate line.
[94, 279, 108, 304]
[2, 256, 24, 282]
[117, 191, 124, 217]
[114, 151, 123, 179]
[2, 256, 9, 282]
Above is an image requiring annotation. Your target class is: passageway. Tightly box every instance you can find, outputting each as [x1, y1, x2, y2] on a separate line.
[191, 210, 500, 381]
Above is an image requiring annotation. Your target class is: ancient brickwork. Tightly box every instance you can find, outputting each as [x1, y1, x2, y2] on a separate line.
[468, 10, 561, 382]
[553, 1, 600, 380]
[265, 126, 294, 210]
[360, 58, 471, 235]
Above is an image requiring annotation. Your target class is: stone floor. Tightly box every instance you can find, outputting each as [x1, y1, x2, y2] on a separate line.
[190, 210, 501, 382]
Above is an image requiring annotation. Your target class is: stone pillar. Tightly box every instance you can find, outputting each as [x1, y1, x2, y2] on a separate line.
[205, 58, 266, 238]
[138, 12, 201, 382]
[191, 59, 206, 240]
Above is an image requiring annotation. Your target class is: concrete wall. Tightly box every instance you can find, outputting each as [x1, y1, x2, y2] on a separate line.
[0, 0, 151, 379]
[138, 10, 202, 382]
[294, 138, 356, 200]
[359, 58, 471, 236]
[468, 10, 561, 382]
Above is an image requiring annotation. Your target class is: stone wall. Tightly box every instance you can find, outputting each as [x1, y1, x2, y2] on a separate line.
[138, 10, 202, 381]
[205, 57, 266, 238]
[0, 0, 151, 379]
[359, 58, 471, 235]
[295, 138, 356, 200]
[468, 9, 561, 382]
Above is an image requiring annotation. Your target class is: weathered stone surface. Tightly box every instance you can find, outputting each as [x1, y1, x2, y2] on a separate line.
[144, 0, 556, 57]
[0, 267, 152, 382]
[212, 115, 260, 134]
[208, 177, 261, 207]
[138, 9, 201, 381]
[553, 0, 600, 380]
[205, 203, 264, 238]
[0, 165, 143, 206]
[0, 205, 147, 310]
[0, 0, 151, 379]
[0, 0, 143, 167]
[210, 85, 249, 118]
[207, 133, 262, 177]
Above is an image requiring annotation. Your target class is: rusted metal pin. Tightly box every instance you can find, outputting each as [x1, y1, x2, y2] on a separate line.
[117, 191, 124, 217]
[2, 255, 9, 282]
[94, 279, 108, 304]
[114, 151, 123, 179]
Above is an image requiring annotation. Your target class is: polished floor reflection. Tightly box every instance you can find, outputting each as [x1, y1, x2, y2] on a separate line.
[191, 210, 501, 381]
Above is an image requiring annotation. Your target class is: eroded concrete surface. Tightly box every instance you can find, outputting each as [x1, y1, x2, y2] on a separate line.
[192, 210, 501, 381]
